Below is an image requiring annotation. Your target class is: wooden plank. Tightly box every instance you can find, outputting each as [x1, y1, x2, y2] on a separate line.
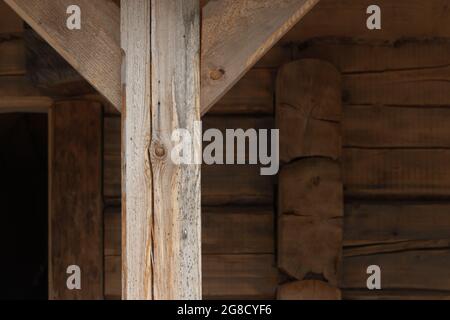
[343, 248, 450, 291]
[344, 105, 450, 148]
[283, 0, 450, 43]
[343, 289, 450, 300]
[343, 65, 450, 106]
[5, 0, 121, 109]
[343, 149, 450, 199]
[345, 202, 450, 246]
[209, 69, 275, 115]
[106, 254, 278, 300]
[105, 206, 274, 256]
[0, 96, 53, 113]
[0, 37, 25, 76]
[201, 0, 320, 114]
[255, 44, 293, 69]
[105, 116, 275, 205]
[49, 100, 102, 300]
[5, 0, 313, 115]
[277, 59, 341, 163]
[0, 76, 41, 96]
[278, 280, 341, 300]
[121, 0, 201, 300]
[203, 254, 278, 300]
[203, 207, 274, 254]
[202, 164, 274, 206]
[295, 40, 450, 73]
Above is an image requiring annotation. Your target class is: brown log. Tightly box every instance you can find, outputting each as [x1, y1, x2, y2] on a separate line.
[279, 158, 343, 219]
[276, 59, 342, 163]
[278, 215, 342, 285]
[343, 149, 450, 199]
[344, 202, 450, 246]
[278, 280, 341, 300]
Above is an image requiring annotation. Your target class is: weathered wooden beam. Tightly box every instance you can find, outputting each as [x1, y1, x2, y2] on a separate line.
[0, 96, 53, 113]
[49, 100, 103, 300]
[4, 0, 121, 109]
[121, 0, 201, 300]
[201, 0, 320, 114]
[5, 0, 319, 115]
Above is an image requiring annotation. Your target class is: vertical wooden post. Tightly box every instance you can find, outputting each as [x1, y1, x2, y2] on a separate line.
[49, 100, 103, 300]
[121, 0, 201, 300]
[276, 59, 343, 300]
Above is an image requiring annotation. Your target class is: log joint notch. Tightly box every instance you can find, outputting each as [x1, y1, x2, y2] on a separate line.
[276, 59, 343, 300]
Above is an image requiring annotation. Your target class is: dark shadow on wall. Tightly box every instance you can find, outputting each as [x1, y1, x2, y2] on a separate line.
[0, 113, 48, 300]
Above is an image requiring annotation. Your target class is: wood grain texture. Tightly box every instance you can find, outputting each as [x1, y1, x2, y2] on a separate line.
[279, 158, 343, 219]
[106, 254, 278, 300]
[201, 0, 320, 114]
[105, 116, 275, 205]
[5, 0, 121, 108]
[345, 202, 450, 247]
[295, 40, 450, 74]
[278, 215, 342, 285]
[49, 101, 102, 300]
[121, 0, 152, 300]
[343, 65, 450, 106]
[283, 0, 450, 43]
[277, 59, 342, 163]
[343, 248, 450, 291]
[121, 0, 201, 300]
[209, 69, 275, 115]
[343, 149, 450, 199]
[278, 280, 341, 300]
[5, 0, 312, 114]
[105, 206, 274, 256]
[344, 105, 450, 148]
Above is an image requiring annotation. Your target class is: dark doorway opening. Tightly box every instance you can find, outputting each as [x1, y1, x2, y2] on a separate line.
[0, 113, 48, 300]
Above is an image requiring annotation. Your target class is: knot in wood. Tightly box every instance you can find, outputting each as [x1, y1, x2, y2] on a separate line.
[209, 68, 225, 81]
[151, 141, 167, 160]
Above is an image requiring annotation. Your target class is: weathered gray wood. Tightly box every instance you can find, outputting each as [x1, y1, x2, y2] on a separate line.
[121, 0, 201, 300]
[201, 0, 320, 114]
[5, 0, 318, 115]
